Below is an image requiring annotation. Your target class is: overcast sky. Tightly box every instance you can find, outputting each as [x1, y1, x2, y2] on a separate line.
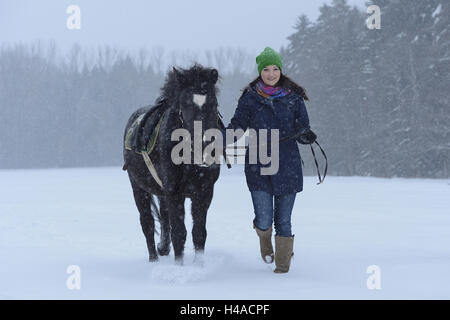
[1, 0, 368, 56]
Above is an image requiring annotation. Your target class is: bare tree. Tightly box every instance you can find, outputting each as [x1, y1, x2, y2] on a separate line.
[150, 46, 165, 74]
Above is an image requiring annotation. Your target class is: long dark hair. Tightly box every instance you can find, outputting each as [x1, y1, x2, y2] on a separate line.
[241, 73, 310, 101]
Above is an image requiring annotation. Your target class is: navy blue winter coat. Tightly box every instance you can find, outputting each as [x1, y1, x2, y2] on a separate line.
[222, 85, 311, 195]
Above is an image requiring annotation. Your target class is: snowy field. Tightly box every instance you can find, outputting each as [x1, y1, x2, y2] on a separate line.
[0, 165, 449, 300]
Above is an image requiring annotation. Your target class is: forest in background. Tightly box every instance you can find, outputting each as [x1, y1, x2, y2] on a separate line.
[1, 0, 448, 178]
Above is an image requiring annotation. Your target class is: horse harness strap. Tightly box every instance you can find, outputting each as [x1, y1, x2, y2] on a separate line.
[142, 113, 166, 188]
[128, 103, 231, 189]
[125, 109, 167, 189]
[142, 152, 163, 188]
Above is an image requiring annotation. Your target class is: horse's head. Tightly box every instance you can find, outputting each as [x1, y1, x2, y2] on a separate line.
[162, 64, 219, 133]
[160, 64, 221, 167]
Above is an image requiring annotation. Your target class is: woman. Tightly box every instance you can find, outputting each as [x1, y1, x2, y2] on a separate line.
[221, 46, 316, 273]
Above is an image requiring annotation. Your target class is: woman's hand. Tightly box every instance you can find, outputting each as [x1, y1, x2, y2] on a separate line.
[296, 127, 317, 145]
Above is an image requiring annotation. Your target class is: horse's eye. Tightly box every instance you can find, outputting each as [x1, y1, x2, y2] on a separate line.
[196, 87, 208, 95]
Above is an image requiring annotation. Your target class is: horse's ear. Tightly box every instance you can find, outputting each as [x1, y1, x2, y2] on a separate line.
[173, 67, 180, 77]
[210, 69, 218, 84]
[173, 67, 186, 84]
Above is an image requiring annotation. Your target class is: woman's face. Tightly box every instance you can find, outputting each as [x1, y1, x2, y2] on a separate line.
[260, 65, 281, 86]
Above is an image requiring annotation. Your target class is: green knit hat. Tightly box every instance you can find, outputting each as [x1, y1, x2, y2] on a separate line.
[256, 46, 283, 75]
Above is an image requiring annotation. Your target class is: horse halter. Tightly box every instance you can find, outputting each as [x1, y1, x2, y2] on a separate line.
[176, 94, 221, 130]
[177, 94, 232, 169]
[176, 94, 225, 168]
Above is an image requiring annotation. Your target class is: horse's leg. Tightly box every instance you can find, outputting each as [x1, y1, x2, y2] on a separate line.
[157, 195, 171, 256]
[161, 194, 186, 264]
[191, 188, 214, 263]
[131, 181, 158, 262]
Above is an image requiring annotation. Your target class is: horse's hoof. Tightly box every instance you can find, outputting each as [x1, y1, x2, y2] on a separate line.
[174, 256, 184, 266]
[157, 243, 171, 256]
[149, 255, 159, 262]
[193, 250, 205, 267]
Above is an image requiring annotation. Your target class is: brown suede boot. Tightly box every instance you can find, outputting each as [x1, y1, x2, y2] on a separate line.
[254, 225, 274, 264]
[274, 235, 294, 273]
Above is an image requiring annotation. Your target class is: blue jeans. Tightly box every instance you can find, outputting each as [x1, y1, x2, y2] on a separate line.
[250, 190, 296, 237]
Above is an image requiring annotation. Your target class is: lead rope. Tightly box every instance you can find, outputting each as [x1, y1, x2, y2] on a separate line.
[309, 141, 328, 184]
[217, 110, 232, 169]
[280, 131, 328, 185]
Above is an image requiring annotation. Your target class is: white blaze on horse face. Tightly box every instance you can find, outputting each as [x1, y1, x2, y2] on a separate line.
[193, 94, 207, 108]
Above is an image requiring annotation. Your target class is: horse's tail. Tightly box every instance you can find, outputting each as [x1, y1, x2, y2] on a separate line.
[122, 158, 129, 171]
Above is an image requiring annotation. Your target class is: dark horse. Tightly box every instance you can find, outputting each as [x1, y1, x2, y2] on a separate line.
[123, 64, 224, 265]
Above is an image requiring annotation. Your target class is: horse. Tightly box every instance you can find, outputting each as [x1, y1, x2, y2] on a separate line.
[123, 64, 224, 265]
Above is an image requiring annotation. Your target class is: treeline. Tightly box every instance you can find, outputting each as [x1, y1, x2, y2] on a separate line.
[0, 0, 448, 178]
[282, 0, 449, 178]
[0, 42, 253, 169]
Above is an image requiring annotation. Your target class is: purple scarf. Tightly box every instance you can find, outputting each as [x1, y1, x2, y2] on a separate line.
[255, 79, 291, 100]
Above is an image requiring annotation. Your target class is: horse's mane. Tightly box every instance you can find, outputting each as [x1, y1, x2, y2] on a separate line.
[159, 63, 220, 103]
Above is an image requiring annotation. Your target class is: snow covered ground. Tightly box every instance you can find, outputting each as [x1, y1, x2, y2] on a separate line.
[0, 165, 449, 299]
